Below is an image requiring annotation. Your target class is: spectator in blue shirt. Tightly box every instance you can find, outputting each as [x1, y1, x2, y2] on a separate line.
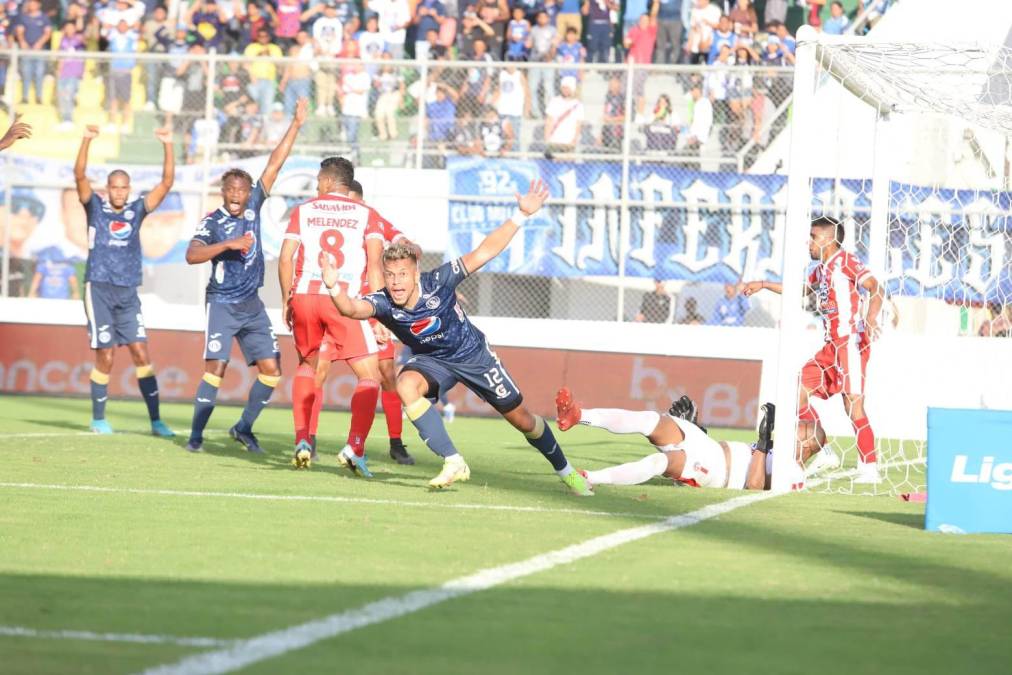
[426, 82, 457, 141]
[413, 0, 446, 60]
[710, 282, 750, 326]
[823, 1, 848, 35]
[107, 21, 139, 132]
[29, 247, 80, 300]
[14, 0, 51, 105]
[622, 0, 649, 39]
[556, 0, 582, 39]
[707, 14, 734, 63]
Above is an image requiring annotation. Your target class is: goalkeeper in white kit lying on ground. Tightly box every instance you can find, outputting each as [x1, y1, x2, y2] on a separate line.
[556, 388, 802, 491]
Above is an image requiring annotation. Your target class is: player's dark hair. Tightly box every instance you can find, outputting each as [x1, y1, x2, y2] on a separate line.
[383, 243, 418, 265]
[319, 156, 354, 187]
[349, 179, 364, 198]
[107, 169, 130, 184]
[220, 168, 253, 187]
[811, 216, 844, 246]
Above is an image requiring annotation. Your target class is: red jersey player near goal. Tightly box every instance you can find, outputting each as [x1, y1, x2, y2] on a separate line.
[307, 178, 419, 466]
[278, 157, 386, 475]
[743, 216, 885, 484]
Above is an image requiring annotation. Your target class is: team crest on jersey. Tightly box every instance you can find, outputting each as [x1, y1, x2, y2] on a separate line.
[425, 296, 441, 310]
[124, 209, 135, 220]
[244, 209, 255, 221]
[109, 221, 133, 240]
[410, 316, 442, 337]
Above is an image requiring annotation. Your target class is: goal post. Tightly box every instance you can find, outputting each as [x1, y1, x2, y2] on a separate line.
[771, 26, 1012, 494]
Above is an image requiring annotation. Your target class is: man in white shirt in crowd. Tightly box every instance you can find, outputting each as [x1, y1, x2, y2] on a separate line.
[312, 1, 343, 116]
[544, 75, 584, 155]
[368, 0, 412, 58]
[683, 83, 712, 168]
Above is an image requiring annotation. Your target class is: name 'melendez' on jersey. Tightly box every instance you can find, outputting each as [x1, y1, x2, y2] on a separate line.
[193, 182, 268, 302]
[364, 258, 487, 362]
[283, 192, 387, 297]
[809, 250, 872, 341]
[84, 193, 149, 287]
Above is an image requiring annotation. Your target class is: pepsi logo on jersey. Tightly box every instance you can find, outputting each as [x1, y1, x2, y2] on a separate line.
[109, 221, 133, 240]
[410, 316, 442, 337]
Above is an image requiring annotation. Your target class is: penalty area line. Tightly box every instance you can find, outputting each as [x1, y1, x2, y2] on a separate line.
[140, 490, 776, 675]
[0, 626, 237, 648]
[0, 481, 673, 522]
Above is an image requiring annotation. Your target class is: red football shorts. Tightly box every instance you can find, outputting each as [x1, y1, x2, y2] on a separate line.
[291, 294, 378, 362]
[801, 334, 871, 399]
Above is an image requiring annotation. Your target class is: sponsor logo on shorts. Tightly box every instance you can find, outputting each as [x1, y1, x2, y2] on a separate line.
[197, 397, 211, 403]
[210, 333, 222, 339]
[109, 221, 133, 240]
[410, 316, 442, 338]
[208, 339, 222, 353]
[98, 331, 112, 343]
[494, 384, 509, 399]
[425, 296, 441, 310]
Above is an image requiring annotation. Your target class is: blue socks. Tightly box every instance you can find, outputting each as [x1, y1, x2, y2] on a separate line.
[136, 365, 160, 422]
[406, 399, 459, 458]
[189, 373, 221, 444]
[524, 416, 570, 473]
[237, 374, 280, 433]
[89, 368, 109, 421]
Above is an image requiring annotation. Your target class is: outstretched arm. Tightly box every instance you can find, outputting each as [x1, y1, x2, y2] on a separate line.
[144, 128, 175, 213]
[74, 126, 99, 204]
[0, 114, 31, 151]
[742, 280, 782, 296]
[461, 179, 549, 274]
[259, 98, 308, 193]
[321, 254, 376, 320]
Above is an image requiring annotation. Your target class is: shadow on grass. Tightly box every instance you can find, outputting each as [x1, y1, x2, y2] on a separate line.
[837, 510, 924, 530]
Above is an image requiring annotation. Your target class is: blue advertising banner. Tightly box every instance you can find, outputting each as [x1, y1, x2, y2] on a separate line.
[926, 407, 1012, 534]
[446, 157, 1012, 304]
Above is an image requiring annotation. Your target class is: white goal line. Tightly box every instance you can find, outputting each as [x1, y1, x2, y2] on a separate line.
[0, 625, 237, 648]
[0, 481, 674, 522]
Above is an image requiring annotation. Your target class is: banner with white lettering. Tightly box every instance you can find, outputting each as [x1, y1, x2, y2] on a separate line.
[446, 158, 1012, 304]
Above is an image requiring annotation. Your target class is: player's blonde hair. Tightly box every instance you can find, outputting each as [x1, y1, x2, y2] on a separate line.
[383, 243, 418, 265]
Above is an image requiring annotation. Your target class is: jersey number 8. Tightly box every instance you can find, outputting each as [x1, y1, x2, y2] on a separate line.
[319, 229, 345, 269]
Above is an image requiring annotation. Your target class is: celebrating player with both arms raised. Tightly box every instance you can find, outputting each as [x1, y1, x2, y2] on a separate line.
[321, 179, 593, 496]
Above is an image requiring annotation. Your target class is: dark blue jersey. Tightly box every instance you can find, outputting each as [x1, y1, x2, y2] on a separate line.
[84, 194, 149, 288]
[193, 182, 268, 303]
[365, 258, 486, 362]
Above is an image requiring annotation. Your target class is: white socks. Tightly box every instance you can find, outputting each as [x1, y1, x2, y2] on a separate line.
[580, 408, 661, 437]
[585, 452, 669, 486]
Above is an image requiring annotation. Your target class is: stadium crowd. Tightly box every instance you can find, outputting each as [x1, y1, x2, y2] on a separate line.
[0, 0, 892, 164]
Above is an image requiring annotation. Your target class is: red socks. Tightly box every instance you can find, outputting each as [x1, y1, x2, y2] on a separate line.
[382, 390, 403, 440]
[292, 364, 316, 446]
[853, 416, 876, 463]
[309, 386, 324, 437]
[346, 379, 380, 456]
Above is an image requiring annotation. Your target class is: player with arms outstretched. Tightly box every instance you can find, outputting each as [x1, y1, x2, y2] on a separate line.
[183, 98, 308, 453]
[307, 178, 418, 466]
[75, 124, 175, 436]
[555, 390, 791, 490]
[322, 180, 593, 495]
[279, 157, 389, 475]
[742, 216, 884, 483]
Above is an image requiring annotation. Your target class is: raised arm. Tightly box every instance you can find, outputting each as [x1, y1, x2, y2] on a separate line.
[461, 179, 549, 274]
[258, 98, 308, 193]
[74, 126, 99, 203]
[320, 254, 376, 320]
[0, 114, 31, 151]
[144, 128, 175, 213]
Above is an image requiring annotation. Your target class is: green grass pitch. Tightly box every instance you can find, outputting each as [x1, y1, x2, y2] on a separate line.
[1, 394, 1010, 674]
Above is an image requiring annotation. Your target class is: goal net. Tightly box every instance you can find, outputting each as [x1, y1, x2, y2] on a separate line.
[770, 28, 1012, 495]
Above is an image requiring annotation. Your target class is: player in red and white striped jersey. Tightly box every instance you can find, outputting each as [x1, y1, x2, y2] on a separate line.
[277, 157, 386, 475]
[743, 216, 884, 484]
[309, 179, 419, 466]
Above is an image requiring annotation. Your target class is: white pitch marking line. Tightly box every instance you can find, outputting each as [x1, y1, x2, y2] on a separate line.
[141, 491, 775, 675]
[0, 481, 672, 522]
[0, 626, 237, 648]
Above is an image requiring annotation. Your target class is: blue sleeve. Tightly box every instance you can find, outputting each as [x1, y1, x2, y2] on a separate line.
[248, 181, 268, 213]
[131, 197, 149, 225]
[363, 291, 392, 322]
[192, 216, 215, 245]
[431, 258, 469, 292]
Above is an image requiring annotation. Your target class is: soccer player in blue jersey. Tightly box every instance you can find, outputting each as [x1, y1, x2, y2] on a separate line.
[183, 98, 308, 454]
[321, 179, 593, 496]
[75, 124, 175, 436]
